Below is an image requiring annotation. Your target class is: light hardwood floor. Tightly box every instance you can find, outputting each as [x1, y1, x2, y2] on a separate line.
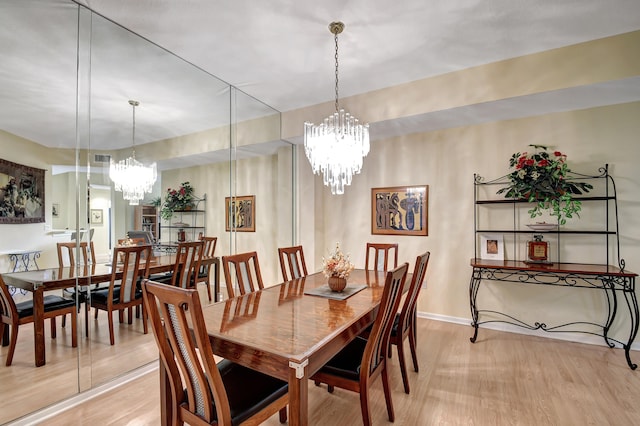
[36, 318, 640, 425]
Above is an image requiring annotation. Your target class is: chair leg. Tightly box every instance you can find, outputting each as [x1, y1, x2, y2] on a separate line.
[327, 385, 334, 393]
[359, 385, 372, 426]
[408, 327, 419, 373]
[381, 365, 395, 422]
[205, 277, 212, 302]
[278, 407, 287, 423]
[50, 317, 57, 339]
[5, 324, 19, 366]
[84, 302, 90, 338]
[108, 310, 115, 345]
[0, 323, 6, 346]
[71, 310, 78, 348]
[142, 303, 148, 335]
[397, 340, 410, 394]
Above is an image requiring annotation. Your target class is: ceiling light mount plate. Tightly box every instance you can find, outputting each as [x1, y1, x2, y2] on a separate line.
[329, 21, 344, 35]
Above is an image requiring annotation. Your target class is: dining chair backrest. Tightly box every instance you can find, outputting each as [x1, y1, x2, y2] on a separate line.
[200, 236, 217, 258]
[171, 240, 204, 289]
[110, 245, 152, 304]
[142, 281, 227, 423]
[0, 275, 18, 324]
[365, 243, 399, 271]
[278, 245, 308, 281]
[366, 262, 408, 375]
[222, 251, 264, 298]
[399, 251, 430, 338]
[141, 280, 288, 425]
[57, 241, 95, 267]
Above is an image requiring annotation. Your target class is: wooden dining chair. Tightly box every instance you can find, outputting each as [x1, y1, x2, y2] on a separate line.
[150, 241, 203, 289]
[222, 251, 264, 299]
[141, 280, 288, 425]
[390, 251, 430, 394]
[57, 241, 95, 336]
[278, 245, 308, 281]
[310, 263, 409, 426]
[195, 236, 217, 301]
[90, 245, 151, 345]
[365, 242, 399, 271]
[0, 275, 77, 366]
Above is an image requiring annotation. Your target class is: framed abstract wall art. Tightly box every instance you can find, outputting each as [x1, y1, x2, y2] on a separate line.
[0, 158, 45, 224]
[371, 185, 428, 236]
[225, 195, 255, 232]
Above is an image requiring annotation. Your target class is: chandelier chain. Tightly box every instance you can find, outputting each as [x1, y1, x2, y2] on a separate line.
[334, 30, 339, 113]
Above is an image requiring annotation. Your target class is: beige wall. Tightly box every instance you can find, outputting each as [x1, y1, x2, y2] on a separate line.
[290, 31, 640, 347]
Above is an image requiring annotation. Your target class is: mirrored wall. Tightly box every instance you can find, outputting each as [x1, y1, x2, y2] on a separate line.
[0, 0, 294, 422]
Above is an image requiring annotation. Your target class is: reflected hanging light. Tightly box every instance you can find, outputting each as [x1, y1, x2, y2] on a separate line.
[109, 100, 157, 205]
[304, 21, 370, 195]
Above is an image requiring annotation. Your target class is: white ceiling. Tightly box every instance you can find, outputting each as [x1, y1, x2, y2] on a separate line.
[2, 0, 640, 155]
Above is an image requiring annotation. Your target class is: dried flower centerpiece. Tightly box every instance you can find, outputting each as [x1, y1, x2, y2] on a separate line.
[160, 181, 195, 220]
[496, 145, 592, 225]
[322, 242, 355, 292]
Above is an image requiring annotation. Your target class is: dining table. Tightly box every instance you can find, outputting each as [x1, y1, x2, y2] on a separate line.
[1, 254, 220, 367]
[158, 268, 410, 426]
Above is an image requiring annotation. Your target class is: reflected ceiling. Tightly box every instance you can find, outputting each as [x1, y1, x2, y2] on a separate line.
[2, 0, 640, 152]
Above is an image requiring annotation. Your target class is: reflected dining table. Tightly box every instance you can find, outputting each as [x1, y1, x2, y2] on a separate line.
[158, 268, 409, 426]
[1, 254, 220, 367]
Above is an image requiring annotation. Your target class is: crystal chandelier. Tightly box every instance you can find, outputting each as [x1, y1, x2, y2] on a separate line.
[109, 100, 157, 205]
[304, 21, 370, 195]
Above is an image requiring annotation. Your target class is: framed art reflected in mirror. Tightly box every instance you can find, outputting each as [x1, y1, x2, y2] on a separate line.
[0, 158, 45, 224]
[225, 195, 255, 232]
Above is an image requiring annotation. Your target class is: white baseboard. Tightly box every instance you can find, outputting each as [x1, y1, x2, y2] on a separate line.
[417, 311, 640, 351]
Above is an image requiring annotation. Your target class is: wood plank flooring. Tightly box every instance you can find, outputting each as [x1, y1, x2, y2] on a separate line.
[38, 319, 640, 425]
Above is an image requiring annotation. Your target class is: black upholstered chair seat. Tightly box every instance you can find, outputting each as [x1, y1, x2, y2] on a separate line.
[318, 336, 368, 381]
[62, 286, 88, 302]
[389, 313, 401, 337]
[150, 273, 174, 285]
[15, 295, 76, 318]
[91, 286, 143, 304]
[211, 359, 288, 425]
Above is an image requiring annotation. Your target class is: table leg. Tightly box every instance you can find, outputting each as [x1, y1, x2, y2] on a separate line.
[33, 288, 46, 366]
[288, 359, 309, 426]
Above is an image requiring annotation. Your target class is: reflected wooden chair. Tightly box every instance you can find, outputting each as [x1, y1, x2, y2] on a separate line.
[150, 241, 204, 291]
[390, 251, 430, 394]
[310, 263, 409, 426]
[278, 245, 308, 281]
[141, 280, 288, 425]
[222, 251, 264, 299]
[90, 245, 151, 345]
[195, 236, 217, 301]
[57, 241, 95, 336]
[365, 243, 398, 271]
[1, 275, 77, 366]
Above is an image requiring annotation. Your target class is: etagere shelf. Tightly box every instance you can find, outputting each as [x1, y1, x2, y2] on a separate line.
[469, 164, 638, 370]
[158, 195, 206, 250]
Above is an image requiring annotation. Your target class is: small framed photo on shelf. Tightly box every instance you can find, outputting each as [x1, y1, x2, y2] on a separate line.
[90, 209, 103, 225]
[480, 233, 504, 260]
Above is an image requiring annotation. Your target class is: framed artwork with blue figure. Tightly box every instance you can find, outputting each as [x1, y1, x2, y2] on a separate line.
[371, 185, 428, 236]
